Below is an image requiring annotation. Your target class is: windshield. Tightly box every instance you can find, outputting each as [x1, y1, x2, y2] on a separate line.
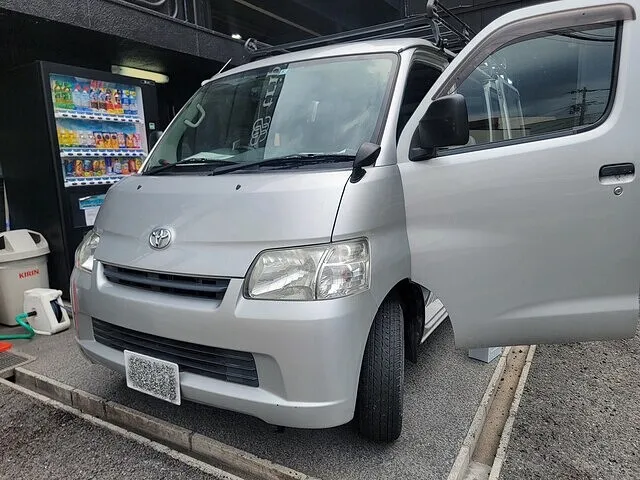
[143, 54, 396, 174]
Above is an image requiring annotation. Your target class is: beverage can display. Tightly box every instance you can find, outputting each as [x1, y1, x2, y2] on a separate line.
[129, 89, 138, 115]
[64, 128, 73, 148]
[117, 133, 126, 149]
[83, 159, 93, 176]
[113, 90, 122, 115]
[79, 131, 88, 148]
[92, 159, 101, 175]
[65, 160, 75, 177]
[121, 161, 130, 175]
[74, 160, 84, 176]
[60, 128, 69, 148]
[105, 89, 113, 112]
[122, 90, 130, 115]
[125, 133, 133, 149]
[98, 87, 106, 112]
[128, 159, 137, 173]
[57, 128, 65, 147]
[62, 127, 70, 147]
[72, 84, 82, 111]
[74, 130, 81, 148]
[132, 133, 141, 149]
[102, 132, 111, 149]
[105, 158, 113, 175]
[110, 133, 118, 149]
[81, 86, 91, 111]
[112, 159, 122, 174]
[90, 81, 99, 111]
[94, 132, 104, 149]
[135, 159, 143, 172]
[53, 81, 61, 109]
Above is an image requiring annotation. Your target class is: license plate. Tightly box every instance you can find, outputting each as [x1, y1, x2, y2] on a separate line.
[124, 350, 181, 405]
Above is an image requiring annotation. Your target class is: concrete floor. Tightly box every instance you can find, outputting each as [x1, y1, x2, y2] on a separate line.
[499, 328, 640, 480]
[6, 318, 497, 480]
[0, 383, 221, 480]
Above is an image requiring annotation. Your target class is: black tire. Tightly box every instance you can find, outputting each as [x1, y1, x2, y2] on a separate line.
[356, 295, 405, 442]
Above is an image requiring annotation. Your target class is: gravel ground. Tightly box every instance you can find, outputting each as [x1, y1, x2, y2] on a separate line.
[0, 383, 220, 480]
[500, 328, 640, 479]
[10, 319, 497, 480]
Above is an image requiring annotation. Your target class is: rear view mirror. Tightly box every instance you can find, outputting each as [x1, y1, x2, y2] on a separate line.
[410, 94, 469, 161]
[350, 142, 381, 183]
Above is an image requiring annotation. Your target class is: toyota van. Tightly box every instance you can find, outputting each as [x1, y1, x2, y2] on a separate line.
[71, 0, 639, 441]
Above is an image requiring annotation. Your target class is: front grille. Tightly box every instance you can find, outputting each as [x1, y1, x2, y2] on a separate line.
[102, 264, 229, 301]
[92, 318, 259, 387]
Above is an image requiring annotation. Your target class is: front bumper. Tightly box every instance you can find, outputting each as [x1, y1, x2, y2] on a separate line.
[71, 263, 377, 428]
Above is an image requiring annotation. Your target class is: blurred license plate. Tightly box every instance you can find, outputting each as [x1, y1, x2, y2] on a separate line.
[124, 350, 181, 405]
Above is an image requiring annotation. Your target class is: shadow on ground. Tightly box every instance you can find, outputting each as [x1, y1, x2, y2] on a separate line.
[13, 319, 496, 480]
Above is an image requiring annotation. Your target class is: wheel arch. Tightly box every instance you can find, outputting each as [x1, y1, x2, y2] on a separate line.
[390, 279, 426, 363]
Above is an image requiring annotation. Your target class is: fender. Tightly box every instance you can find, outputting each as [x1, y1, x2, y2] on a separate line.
[331, 164, 412, 311]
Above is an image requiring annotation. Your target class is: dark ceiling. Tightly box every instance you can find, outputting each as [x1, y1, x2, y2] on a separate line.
[206, 0, 403, 43]
[120, 0, 405, 44]
[120, 0, 551, 45]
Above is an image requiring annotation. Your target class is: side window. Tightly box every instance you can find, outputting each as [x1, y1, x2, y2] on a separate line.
[397, 62, 442, 140]
[447, 23, 618, 150]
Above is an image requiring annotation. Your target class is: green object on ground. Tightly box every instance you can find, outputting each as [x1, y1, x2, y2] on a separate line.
[0, 313, 35, 340]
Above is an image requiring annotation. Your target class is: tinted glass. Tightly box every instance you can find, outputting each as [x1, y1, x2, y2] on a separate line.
[397, 62, 441, 139]
[449, 24, 617, 149]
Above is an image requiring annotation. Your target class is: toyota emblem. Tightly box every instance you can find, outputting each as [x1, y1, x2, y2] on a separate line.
[149, 228, 172, 250]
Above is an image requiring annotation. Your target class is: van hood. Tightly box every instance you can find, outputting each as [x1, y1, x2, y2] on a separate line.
[94, 170, 350, 278]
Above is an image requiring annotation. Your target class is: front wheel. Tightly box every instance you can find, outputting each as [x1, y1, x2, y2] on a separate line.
[356, 295, 405, 442]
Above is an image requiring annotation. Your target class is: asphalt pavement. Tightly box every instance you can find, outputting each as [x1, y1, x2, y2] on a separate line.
[0, 383, 225, 480]
[499, 327, 640, 479]
[10, 319, 497, 480]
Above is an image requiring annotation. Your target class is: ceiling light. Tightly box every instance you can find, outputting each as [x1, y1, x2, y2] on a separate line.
[111, 65, 169, 84]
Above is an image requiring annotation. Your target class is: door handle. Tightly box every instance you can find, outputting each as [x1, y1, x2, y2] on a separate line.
[599, 163, 634, 178]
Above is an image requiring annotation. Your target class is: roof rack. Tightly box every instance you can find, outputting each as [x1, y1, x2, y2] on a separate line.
[244, 0, 475, 61]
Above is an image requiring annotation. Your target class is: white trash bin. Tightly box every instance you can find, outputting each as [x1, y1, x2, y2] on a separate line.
[0, 229, 50, 326]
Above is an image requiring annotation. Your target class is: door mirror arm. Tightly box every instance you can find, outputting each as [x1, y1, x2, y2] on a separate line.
[410, 94, 469, 161]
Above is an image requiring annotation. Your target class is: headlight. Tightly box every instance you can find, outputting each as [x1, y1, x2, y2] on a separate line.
[75, 231, 100, 273]
[246, 239, 370, 300]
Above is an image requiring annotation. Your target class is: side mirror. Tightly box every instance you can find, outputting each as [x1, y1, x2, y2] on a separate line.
[350, 142, 381, 183]
[149, 130, 164, 149]
[410, 94, 469, 161]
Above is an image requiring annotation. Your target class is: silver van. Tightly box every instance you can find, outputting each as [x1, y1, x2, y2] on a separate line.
[71, 0, 639, 441]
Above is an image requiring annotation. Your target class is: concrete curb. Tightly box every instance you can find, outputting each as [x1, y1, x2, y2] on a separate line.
[446, 346, 512, 480]
[0, 377, 244, 480]
[12, 367, 319, 480]
[488, 345, 537, 480]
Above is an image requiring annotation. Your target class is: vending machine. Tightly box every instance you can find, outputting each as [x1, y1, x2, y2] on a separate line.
[0, 61, 159, 297]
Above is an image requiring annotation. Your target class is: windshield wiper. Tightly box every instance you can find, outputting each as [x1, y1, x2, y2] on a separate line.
[144, 158, 238, 175]
[207, 153, 355, 176]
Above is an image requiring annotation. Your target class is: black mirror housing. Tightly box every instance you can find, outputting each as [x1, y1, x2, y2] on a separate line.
[350, 142, 381, 183]
[411, 94, 469, 161]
